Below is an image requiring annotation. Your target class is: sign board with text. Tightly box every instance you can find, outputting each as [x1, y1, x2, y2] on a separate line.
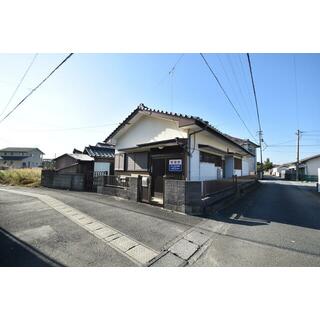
[168, 159, 182, 172]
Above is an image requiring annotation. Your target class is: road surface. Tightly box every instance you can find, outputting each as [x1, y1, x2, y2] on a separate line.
[194, 179, 320, 266]
[0, 180, 319, 266]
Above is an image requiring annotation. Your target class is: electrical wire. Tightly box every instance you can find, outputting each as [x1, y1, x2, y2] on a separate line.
[199, 53, 257, 142]
[0, 53, 74, 124]
[246, 53, 262, 133]
[0, 53, 38, 118]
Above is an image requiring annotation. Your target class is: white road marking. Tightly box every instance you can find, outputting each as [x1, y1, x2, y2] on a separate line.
[0, 188, 159, 266]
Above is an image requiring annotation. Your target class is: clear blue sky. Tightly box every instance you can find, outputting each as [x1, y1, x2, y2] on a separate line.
[0, 53, 319, 163]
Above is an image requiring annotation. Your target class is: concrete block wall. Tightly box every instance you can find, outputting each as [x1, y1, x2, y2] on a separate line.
[164, 179, 202, 215]
[184, 181, 202, 215]
[164, 179, 186, 213]
[96, 177, 139, 201]
[41, 170, 85, 191]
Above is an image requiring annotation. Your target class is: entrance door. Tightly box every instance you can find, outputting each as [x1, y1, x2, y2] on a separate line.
[151, 158, 166, 198]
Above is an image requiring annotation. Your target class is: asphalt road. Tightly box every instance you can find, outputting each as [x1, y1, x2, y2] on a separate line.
[1, 180, 319, 267]
[194, 179, 320, 266]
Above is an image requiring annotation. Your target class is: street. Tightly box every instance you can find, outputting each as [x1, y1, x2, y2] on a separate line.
[0, 180, 320, 267]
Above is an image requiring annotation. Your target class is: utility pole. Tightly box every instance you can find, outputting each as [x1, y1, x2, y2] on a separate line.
[258, 130, 263, 178]
[296, 129, 301, 181]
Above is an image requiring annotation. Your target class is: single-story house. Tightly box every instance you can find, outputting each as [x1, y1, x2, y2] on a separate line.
[54, 153, 94, 174]
[0, 147, 44, 168]
[104, 104, 258, 202]
[287, 154, 320, 177]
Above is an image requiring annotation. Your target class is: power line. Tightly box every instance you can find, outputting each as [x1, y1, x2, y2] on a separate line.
[226, 54, 251, 123]
[12, 123, 119, 132]
[246, 53, 264, 175]
[267, 144, 320, 147]
[0, 53, 38, 118]
[199, 53, 257, 142]
[155, 54, 184, 87]
[237, 53, 256, 127]
[0, 53, 74, 125]
[246, 54, 262, 133]
[293, 54, 299, 130]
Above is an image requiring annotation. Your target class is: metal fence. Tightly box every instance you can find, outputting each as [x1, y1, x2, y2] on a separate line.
[285, 173, 318, 182]
[93, 171, 108, 177]
[201, 175, 257, 197]
[104, 175, 130, 188]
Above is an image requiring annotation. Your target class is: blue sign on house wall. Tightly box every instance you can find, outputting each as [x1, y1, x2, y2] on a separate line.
[168, 159, 182, 172]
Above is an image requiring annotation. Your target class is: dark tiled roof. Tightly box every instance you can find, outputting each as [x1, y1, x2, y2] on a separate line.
[96, 142, 115, 148]
[0, 147, 44, 154]
[224, 134, 259, 148]
[84, 145, 114, 159]
[104, 103, 256, 155]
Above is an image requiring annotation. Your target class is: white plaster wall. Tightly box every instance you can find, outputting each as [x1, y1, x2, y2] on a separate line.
[116, 116, 187, 150]
[195, 131, 248, 155]
[242, 156, 256, 175]
[189, 131, 247, 181]
[234, 169, 242, 176]
[189, 149, 200, 180]
[305, 158, 320, 176]
[199, 162, 218, 181]
[242, 157, 250, 176]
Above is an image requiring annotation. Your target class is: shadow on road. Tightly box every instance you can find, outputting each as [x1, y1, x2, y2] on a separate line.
[0, 227, 64, 267]
[204, 180, 320, 231]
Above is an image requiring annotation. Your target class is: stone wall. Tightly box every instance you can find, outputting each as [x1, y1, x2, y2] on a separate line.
[41, 170, 85, 191]
[164, 179, 202, 215]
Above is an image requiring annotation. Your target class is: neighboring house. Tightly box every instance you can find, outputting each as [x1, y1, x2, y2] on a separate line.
[270, 165, 289, 177]
[224, 134, 259, 175]
[0, 147, 44, 168]
[54, 153, 94, 174]
[104, 104, 257, 200]
[288, 154, 320, 177]
[83, 143, 115, 175]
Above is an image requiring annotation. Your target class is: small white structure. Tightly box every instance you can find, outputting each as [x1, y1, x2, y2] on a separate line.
[270, 165, 289, 177]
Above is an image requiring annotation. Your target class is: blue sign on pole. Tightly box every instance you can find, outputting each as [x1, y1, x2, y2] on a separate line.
[168, 159, 182, 172]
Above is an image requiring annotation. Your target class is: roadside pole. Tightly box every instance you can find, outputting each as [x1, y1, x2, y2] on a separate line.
[259, 130, 263, 179]
[296, 129, 300, 181]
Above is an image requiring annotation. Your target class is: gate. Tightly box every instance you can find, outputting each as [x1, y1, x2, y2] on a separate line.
[84, 171, 94, 191]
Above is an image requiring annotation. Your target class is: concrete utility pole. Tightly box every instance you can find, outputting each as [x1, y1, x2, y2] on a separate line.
[296, 129, 301, 181]
[258, 130, 264, 179]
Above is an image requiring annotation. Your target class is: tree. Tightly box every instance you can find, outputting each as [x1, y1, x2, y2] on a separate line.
[257, 158, 273, 172]
[263, 158, 273, 171]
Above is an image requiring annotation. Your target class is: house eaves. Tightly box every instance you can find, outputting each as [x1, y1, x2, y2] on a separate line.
[104, 103, 253, 156]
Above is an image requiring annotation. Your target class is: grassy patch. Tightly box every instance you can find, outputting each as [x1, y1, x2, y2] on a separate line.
[0, 168, 41, 187]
